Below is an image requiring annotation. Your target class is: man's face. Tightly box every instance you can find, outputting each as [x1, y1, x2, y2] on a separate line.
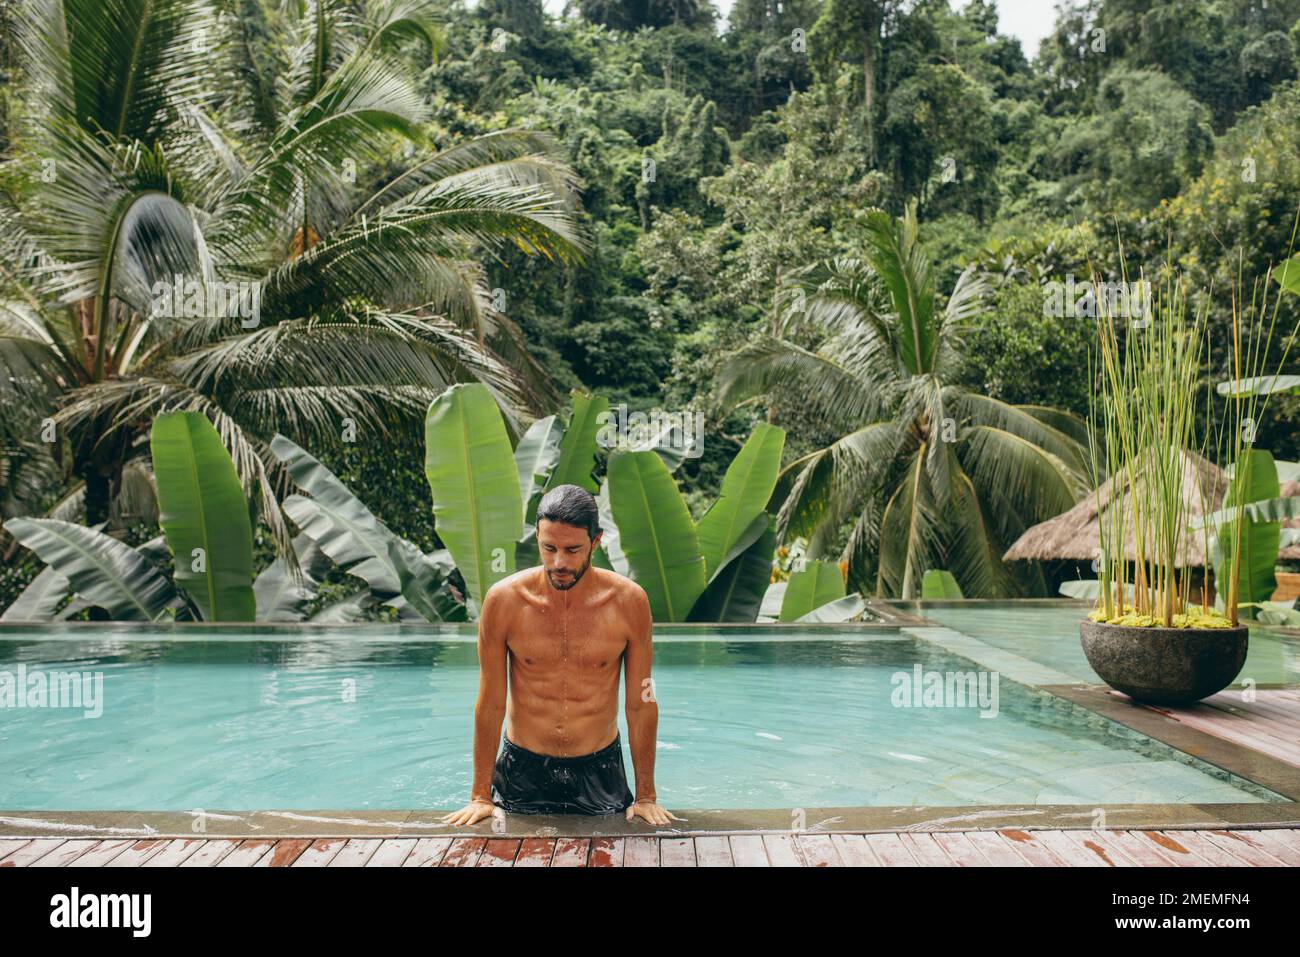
[538, 518, 601, 591]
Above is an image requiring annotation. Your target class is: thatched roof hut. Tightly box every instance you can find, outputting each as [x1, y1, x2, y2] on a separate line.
[1002, 450, 1300, 566]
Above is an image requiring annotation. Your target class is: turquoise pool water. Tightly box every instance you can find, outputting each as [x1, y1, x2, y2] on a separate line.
[919, 603, 1300, 688]
[0, 627, 1284, 810]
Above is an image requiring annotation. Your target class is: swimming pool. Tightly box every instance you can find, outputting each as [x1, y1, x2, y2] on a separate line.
[0, 624, 1285, 810]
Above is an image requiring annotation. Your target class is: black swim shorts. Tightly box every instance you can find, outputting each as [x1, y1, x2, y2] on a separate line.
[491, 732, 634, 815]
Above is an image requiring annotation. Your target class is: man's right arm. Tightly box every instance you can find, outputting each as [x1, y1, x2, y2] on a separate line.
[441, 583, 509, 825]
[470, 584, 509, 802]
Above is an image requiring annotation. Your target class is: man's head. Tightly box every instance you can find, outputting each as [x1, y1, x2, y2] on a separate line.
[535, 483, 602, 591]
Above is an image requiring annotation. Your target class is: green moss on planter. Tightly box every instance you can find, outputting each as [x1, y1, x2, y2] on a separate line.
[1087, 605, 1236, 629]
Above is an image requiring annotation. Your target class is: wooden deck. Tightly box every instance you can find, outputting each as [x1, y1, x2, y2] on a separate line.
[3, 829, 1299, 867]
[1143, 689, 1300, 769]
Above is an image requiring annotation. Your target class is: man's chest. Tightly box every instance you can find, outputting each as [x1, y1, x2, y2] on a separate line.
[505, 605, 628, 671]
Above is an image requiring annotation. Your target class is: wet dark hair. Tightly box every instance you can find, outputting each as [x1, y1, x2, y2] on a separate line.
[536, 484, 601, 540]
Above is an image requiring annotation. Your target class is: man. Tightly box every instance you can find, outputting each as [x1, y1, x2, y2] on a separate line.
[442, 483, 678, 826]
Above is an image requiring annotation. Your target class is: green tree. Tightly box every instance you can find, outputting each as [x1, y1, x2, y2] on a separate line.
[0, 0, 585, 554]
[716, 202, 1089, 598]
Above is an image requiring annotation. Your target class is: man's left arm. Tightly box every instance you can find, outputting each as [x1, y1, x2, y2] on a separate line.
[623, 585, 679, 826]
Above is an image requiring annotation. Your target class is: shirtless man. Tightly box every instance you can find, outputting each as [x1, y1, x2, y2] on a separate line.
[442, 483, 678, 826]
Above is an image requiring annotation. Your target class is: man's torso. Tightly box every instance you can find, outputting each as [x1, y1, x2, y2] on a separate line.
[500, 567, 632, 757]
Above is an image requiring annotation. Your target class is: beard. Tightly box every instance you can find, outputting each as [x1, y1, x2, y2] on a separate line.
[546, 552, 592, 591]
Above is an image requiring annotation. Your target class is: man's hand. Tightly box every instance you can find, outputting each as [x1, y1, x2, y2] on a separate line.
[626, 798, 680, 826]
[441, 799, 497, 827]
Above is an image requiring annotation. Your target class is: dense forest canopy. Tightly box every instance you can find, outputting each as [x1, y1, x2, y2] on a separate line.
[3, 0, 1300, 605]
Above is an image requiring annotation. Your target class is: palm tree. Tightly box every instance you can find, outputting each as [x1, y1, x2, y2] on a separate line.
[0, 0, 587, 557]
[716, 201, 1090, 598]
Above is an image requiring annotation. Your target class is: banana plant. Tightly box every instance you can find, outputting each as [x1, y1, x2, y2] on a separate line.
[151, 412, 257, 621]
[1, 518, 180, 621]
[1211, 448, 1281, 620]
[423, 383, 524, 613]
[271, 434, 466, 622]
[779, 560, 848, 621]
[921, 569, 965, 599]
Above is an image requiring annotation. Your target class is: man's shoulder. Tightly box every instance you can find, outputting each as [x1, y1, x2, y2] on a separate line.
[484, 567, 543, 603]
[601, 568, 650, 613]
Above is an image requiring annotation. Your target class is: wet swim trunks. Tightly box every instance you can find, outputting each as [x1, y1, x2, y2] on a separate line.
[491, 732, 634, 815]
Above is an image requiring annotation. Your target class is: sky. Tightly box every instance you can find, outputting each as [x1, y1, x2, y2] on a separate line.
[536, 0, 1062, 59]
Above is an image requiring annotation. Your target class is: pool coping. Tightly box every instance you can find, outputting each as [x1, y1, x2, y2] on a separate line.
[2, 802, 1298, 839]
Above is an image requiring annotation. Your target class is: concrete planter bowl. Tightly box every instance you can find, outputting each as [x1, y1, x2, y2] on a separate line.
[1079, 619, 1248, 706]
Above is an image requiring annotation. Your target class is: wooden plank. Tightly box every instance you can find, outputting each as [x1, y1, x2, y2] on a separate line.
[1163, 831, 1248, 867]
[365, 839, 418, 867]
[588, 837, 623, 867]
[1190, 832, 1284, 868]
[761, 834, 805, 867]
[1057, 830, 1137, 867]
[622, 836, 659, 867]
[1106, 830, 1185, 866]
[795, 834, 842, 867]
[439, 837, 487, 867]
[1244, 829, 1300, 866]
[514, 838, 556, 867]
[930, 832, 988, 867]
[0, 840, 33, 866]
[290, 838, 348, 868]
[997, 829, 1068, 867]
[477, 839, 521, 867]
[106, 839, 170, 867]
[218, 839, 277, 867]
[551, 838, 590, 867]
[402, 837, 453, 867]
[693, 836, 733, 867]
[861, 833, 917, 867]
[963, 830, 1030, 866]
[829, 833, 880, 867]
[31, 839, 99, 867]
[255, 839, 314, 868]
[729, 835, 771, 867]
[1137, 830, 1202, 866]
[1033, 830, 1110, 866]
[897, 833, 955, 867]
[180, 839, 241, 867]
[67, 840, 136, 867]
[142, 839, 206, 868]
[659, 837, 696, 867]
[327, 839, 383, 867]
[0, 839, 65, 867]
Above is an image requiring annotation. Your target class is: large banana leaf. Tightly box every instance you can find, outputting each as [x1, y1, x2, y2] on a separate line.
[2, 566, 71, 621]
[514, 414, 563, 523]
[271, 434, 465, 621]
[254, 534, 328, 622]
[779, 561, 847, 621]
[1274, 254, 1300, 296]
[921, 569, 964, 599]
[607, 450, 707, 621]
[797, 594, 867, 622]
[594, 478, 629, 575]
[547, 390, 608, 494]
[688, 512, 775, 622]
[424, 383, 524, 611]
[151, 411, 256, 621]
[3, 518, 177, 621]
[696, 423, 785, 578]
[1215, 449, 1281, 620]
